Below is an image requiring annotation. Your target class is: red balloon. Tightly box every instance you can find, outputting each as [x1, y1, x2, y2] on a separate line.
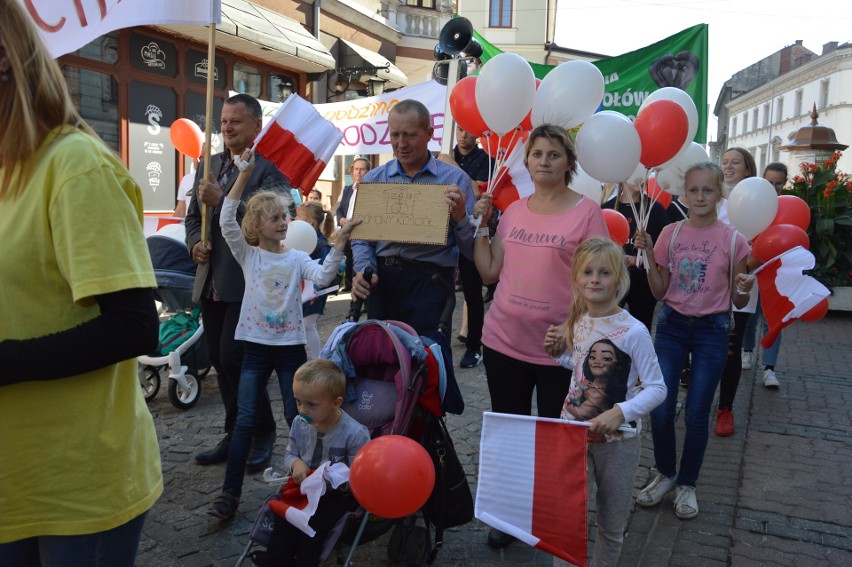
[800, 298, 829, 322]
[634, 100, 688, 168]
[481, 128, 529, 159]
[449, 77, 488, 137]
[169, 118, 204, 158]
[644, 175, 672, 208]
[349, 435, 435, 519]
[772, 195, 811, 231]
[602, 208, 630, 245]
[751, 224, 810, 263]
[519, 79, 542, 131]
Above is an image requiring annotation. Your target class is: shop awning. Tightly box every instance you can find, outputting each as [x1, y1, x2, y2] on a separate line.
[156, 0, 335, 73]
[338, 39, 408, 88]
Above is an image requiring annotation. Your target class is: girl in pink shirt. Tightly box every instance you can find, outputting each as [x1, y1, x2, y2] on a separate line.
[633, 162, 754, 521]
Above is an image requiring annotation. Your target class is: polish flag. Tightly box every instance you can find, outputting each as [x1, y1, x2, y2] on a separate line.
[754, 246, 830, 348]
[268, 462, 351, 537]
[487, 145, 534, 212]
[254, 95, 343, 195]
[477, 412, 588, 566]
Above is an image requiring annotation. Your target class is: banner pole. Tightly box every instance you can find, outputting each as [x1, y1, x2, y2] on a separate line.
[440, 59, 460, 156]
[201, 22, 217, 246]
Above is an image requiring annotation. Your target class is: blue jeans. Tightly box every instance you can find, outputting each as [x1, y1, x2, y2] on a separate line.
[742, 298, 782, 367]
[650, 305, 730, 487]
[223, 342, 305, 497]
[0, 512, 146, 567]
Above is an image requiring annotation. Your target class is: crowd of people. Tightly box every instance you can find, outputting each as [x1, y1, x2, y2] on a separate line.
[2, 4, 790, 564]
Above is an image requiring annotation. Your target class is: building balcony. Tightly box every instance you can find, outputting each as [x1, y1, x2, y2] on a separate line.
[381, 1, 454, 39]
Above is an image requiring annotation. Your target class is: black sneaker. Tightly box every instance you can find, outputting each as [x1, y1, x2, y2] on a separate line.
[460, 349, 482, 368]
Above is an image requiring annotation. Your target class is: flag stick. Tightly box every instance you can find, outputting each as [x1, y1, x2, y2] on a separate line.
[440, 59, 461, 156]
[200, 22, 217, 246]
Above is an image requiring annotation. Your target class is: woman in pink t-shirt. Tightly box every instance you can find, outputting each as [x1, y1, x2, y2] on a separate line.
[472, 124, 607, 547]
[633, 162, 754, 521]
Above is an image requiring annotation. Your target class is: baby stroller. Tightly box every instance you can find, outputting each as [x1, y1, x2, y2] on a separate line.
[236, 318, 470, 567]
[137, 223, 210, 409]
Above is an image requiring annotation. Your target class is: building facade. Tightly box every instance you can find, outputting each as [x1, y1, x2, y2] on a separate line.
[712, 41, 851, 177]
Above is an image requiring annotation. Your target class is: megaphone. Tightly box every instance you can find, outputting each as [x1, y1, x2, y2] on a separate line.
[461, 39, 482, 59]
[432, 59, 468, 86]
[433, 43, 452, 61]
[438, 17, 474, 57]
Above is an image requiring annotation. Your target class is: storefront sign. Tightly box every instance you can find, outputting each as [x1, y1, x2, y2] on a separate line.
[129, 81, 176, 211]
[130, 33, 176, 77]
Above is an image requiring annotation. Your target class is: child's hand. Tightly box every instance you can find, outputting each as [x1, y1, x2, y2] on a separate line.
[633, 229, 654, 254]
[544, 323, 567, 358]
[337, 218, 362, 239]
[234, 149, 255, 174]
[291, 460, 309, 485]
[735, 273, 755, 294]
[588, 405, 625, 436]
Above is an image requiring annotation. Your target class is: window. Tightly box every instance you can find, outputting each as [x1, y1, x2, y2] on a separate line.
[233, 62, 261, 97]
[751, 109, 758, 131]
[763, 103, 770, 127]
[775, 96, 784, 123]
[269, 74, 296, 103]
[62, 66, 119, 151]
[489, 0, 512, 28]
[820, 79, 830, 109]
[71, 31, 119, 64]
[795, 89, 803, 116]
[405, 0, 435, 7]
[731, 115, 738, 137]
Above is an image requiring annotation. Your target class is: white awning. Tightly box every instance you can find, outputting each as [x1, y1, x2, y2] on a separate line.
[156, 0, 335, 73]
[338, 39, 408, 88]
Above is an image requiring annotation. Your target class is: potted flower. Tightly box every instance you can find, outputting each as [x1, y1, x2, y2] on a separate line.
[785, 151, 852, 294]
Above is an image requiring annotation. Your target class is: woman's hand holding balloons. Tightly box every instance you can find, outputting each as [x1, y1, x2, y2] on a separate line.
[474, 192, 493, 226]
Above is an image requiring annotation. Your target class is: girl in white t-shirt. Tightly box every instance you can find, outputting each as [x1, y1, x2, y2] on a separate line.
[206, 150, 359, 520]
[544, 237, 666, 567]
[633, 162, 754, 520]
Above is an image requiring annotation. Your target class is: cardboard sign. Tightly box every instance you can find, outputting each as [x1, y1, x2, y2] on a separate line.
[350, 183, 451, 245]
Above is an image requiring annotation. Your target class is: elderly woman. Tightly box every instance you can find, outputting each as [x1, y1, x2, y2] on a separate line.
[473, 124, 607, 548]
[0, 3, 162, 565]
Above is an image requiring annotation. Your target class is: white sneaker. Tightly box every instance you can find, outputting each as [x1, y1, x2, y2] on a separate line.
[763, 368, 780, 388]
[674, 485, 699, 519]
[741, 351, 753, 370]
[637, 470, 676, 507]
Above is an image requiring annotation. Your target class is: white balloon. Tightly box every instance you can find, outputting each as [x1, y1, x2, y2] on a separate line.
[640, 87, 699, 169]
[572, 165, 603, 203]
[655, 142, 710, 196]
[531, 61, 604, 130]
[474, 53, 537, 136]
[575, 111, 641, 183]
[727, 177, 779, 240]
[625, 162, 649, 186]
[284, 220, 318, 254]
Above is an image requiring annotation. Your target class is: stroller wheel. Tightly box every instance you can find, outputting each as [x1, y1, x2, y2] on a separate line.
[404, 526, 429, 566]
[387, 523, 406, 562]
[168, 373, 200, 409]
[138, 365, 161, 402]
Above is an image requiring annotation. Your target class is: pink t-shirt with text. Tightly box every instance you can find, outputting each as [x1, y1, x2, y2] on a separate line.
[482, 196, 607, 365]
[654, 220, 750, 317]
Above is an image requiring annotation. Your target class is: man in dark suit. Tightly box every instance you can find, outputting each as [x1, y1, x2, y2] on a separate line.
[185, 93, 288, 470]
[334, 156, 370, 291]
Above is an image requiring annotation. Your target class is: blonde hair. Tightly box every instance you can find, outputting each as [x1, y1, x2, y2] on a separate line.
[684, 161, 724, 201]
[564, 237, 629, 347]
[241, 191, 292, 246]
[0, 0, 97, 196]
[523, 124, 578, 186]
[297, 201, 335, 240]
[294, 359, 346, 400]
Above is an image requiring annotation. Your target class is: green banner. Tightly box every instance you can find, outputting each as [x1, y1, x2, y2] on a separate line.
[474, 24, 708, 143]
